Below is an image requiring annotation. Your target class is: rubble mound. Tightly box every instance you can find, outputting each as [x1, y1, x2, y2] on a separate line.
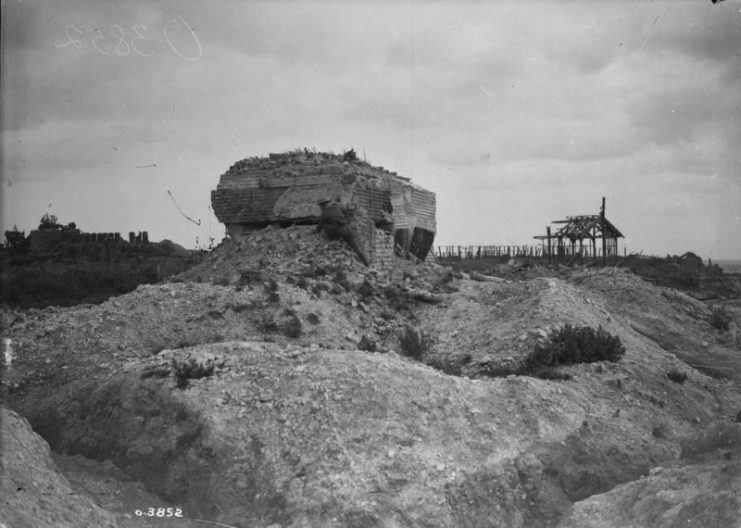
[0, 407, 119, 528]
[178, 224, 370, 285]
[2, 228, 741, 527]
[559, 422, 741, 528]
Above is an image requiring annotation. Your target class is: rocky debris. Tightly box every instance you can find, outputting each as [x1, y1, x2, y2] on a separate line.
[469, 270, 506, 283]
[0, 407, 119, 528]
[5, 341, 711, 528]
[559, 422, 741, 528]
[317, 199, 373, 266]
[2, 223, 741, 527]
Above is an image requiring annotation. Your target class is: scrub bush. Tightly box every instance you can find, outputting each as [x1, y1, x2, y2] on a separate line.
[525, 324, 625, 373]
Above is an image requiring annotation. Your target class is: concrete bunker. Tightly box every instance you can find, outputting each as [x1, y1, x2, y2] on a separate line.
[211, 149, 436, 267]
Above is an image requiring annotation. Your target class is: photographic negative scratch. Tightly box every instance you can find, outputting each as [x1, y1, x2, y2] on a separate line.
[477, 82, 496, 97]
[638, 15, 660, 52]
[167, 190, 201, 226]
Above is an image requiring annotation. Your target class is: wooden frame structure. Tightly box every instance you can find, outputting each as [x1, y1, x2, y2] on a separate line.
[534, 197, 623, 264]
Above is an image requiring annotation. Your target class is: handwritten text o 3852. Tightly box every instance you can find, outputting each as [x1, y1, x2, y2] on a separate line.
[55, 15, 202, 62]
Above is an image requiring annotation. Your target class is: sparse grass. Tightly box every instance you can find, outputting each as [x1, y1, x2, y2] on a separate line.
[174, 337, 201, 349]
[236, 269, 263, 290]
[532, 367, 573, 381]
[425, 356, 463, 376]
[399, 326, 429, 360]
[358, 335, 377, 352]
[332, 270, 351, 292]
[264, 278, 280, 304]
[667, 368, 688, 384]
[230, 302, 252, 313]
[709, 306, 732, 332]
[282, 309, 303, 338]
[652, 423, 668, 439]
[355, 280, 375, 299]
[260, 309, 303, 338]
[383, 285, 412, 312]
[172, 358, 215, 389]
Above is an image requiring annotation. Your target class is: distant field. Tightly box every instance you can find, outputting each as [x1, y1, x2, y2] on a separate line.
[716, 260, 741, 274]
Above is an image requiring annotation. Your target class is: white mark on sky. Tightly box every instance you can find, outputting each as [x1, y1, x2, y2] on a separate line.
[638, 15, 660, 52]
[477, 82, 496, 97]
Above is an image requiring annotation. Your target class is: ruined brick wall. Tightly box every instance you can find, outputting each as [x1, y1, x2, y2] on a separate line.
[373, 229, 395, 271]
[211, 150, 437, 264]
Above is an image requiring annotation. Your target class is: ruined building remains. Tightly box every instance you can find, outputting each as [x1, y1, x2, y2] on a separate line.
[534, 197, 624, 264]
[211, 150, 436, 267]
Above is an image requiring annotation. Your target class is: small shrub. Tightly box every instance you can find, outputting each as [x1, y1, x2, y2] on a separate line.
[667, 368, 688, 384]
[267, 291, 280, 304]
[533, 367, 573, 381]
[213, 276, 230, 287]
[311, 282, 330, 296]
[525, 324, 625, 373]
[174, 336, 200, 349]
[282, 310, 303, 338]
[356, 280, 375, 299]
[305, 312, 320, 325]
[358, 335, 377, 352]
[652, 423, 668, 439]
[230, 302, 252, 313]
[342, 148, 358, 161]
[238, 269, 263, 289]
[383, 285, 411, 311]
[399, 325, 428, 360]
[709, 306, 732, 332]
[425, 356, 463, 376]
[380, 309, 395, 320]
[206, 309, 224, 320]
[172, 358, 215, 389]
[332, 270, 351, 292]
[260, 314, 279, 333]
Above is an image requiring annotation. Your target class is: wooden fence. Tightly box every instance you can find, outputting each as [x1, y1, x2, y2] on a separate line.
[435, 245, 543, 260]
[434, 245, 621, 261]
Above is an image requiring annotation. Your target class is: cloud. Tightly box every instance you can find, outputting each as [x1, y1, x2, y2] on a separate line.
[645, 2, 741, 79]
[3, 0, 740, 258]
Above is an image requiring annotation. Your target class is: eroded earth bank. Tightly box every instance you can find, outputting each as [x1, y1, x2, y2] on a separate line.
[2, 225, 741, 528]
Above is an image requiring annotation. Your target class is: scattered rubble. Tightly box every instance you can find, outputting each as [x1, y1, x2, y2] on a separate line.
[0, 407, 119, 528]
[559, 422, 741, 528]
[2, 224, 741, 527]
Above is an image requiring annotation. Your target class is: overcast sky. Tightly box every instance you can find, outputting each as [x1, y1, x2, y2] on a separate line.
[3, 0, 740, 259]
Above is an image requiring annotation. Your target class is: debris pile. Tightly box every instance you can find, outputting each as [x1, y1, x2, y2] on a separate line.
[1, 224, 740, 527]
[0, 408, 118, 528]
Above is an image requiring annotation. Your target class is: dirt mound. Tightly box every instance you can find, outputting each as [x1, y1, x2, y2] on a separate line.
[2, 340, 687, 527]
[559, 422, 741, 528]
[2, 227, 741, 527]
[3, 225, 457, 398]
[178, 224, 370, 285]
[571, 267, 741, 383]
[0, 407, 119, 528]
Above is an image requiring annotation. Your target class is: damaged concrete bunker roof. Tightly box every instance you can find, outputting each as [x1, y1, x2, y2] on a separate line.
[211, 150, 437, 262]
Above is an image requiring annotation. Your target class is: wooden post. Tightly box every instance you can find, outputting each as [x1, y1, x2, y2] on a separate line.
[547, 226, 552, 265]
[601, 197, 607, 264]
